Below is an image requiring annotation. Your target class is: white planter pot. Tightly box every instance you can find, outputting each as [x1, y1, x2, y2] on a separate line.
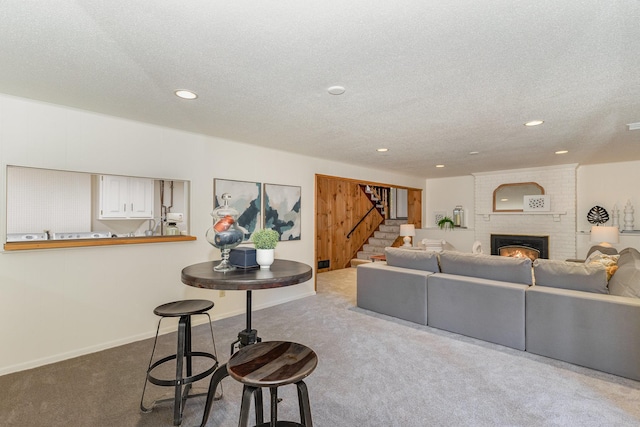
[256, 249, 275, 269]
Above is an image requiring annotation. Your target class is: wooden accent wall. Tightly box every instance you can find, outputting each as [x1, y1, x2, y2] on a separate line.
[316, 175, 383, 272]
[315, 174, 422, 273]
[407, 188, 423, 228]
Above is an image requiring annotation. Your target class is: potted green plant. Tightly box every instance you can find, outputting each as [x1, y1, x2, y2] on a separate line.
[437, 216, 455, 231]
[252, 228, 279, 269]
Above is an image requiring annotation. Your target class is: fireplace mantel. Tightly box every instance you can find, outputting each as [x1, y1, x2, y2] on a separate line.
[478, 211, 566, 222]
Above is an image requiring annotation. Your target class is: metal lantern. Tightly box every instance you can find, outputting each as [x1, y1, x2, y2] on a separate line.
[453, 205, 464, 227]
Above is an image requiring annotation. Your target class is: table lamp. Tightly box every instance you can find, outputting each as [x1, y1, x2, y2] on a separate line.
[400, 224, 415, 247]
[590, 225, 620, 247]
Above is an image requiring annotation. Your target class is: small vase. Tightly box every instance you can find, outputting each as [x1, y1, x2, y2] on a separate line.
[256, 249, 274, 269]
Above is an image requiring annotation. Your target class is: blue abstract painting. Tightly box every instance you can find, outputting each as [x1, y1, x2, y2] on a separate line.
[214, 179, 261, 242]
[264, 183, 301, 241]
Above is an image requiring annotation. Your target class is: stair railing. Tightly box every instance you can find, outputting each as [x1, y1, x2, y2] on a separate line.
[346, 205, 378, 239]
[346, 184, 391, 240]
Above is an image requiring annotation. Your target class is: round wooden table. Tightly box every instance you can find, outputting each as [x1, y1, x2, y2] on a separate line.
[181, 259, 313, 427]
[182, 259, 312, 349]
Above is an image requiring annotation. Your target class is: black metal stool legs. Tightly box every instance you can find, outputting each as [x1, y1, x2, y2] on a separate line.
[173, 314, 189, 425]
[141, 302, 219, 426]
[296, 381, 313, 427]
[199, 363, 228, 427]
[269, 387, 278, 427]
[140, 316, 165, 413]
[236, 381, 312, 427]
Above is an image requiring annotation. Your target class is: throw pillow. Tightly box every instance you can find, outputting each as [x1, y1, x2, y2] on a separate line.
[533, 259, 608, 294]
[585, 250, 620, 281]
[384, 247, 440, 272]
[608, 247, 640, 298]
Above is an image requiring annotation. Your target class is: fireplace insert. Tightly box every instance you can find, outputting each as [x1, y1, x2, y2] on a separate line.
[491, 234, 549, 260]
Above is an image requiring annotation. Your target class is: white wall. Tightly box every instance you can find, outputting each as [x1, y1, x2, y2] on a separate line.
[577, 161, 640, 257]
[0, 94, 425, 375]
[424, 175, 475, 228]
[424, 161, 640, 260]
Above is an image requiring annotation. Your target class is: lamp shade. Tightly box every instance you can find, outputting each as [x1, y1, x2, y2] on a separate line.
[399, 224, 415, 237]
[590, 225, 620, 245]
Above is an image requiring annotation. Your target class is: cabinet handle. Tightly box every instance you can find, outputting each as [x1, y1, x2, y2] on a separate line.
[131, 203, 134, 211]
[124, 203, 126, 212]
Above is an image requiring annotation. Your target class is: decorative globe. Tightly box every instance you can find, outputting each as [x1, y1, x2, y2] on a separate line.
[206, 193, 243, 271]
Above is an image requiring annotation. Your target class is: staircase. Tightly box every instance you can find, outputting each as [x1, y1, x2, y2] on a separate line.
[361, 184, 389, 219]
[350, 218, 407, 267]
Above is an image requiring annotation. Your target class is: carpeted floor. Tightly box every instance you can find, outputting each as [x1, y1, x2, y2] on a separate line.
[2, 267, 640, 426]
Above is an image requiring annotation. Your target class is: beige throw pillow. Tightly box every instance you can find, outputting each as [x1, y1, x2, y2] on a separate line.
[585, 250, 620, 281]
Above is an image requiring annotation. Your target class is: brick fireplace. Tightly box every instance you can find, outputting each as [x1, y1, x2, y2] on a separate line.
[473, 165, 577, 260]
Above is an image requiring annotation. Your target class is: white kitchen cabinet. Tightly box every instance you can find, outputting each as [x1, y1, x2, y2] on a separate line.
[98, 175, 154, 219]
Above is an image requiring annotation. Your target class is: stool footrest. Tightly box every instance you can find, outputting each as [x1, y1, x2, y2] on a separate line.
[255, 422, 304, 427]
[147, 352, 218, 387]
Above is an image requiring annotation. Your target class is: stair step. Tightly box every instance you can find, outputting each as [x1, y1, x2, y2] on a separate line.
[363, 243, 387, 252]
[357, 252, 375, 260]
[384, 219, 408, 226]
[350, 258, 371, 267]
[374, 231, 397, 239]
[368, 237, 395, 246]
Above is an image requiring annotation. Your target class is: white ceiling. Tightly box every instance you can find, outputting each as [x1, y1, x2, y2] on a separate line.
[1, 1, 639, 178]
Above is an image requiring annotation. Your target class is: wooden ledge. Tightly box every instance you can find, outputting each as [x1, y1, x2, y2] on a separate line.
[4, 235, 197, 251]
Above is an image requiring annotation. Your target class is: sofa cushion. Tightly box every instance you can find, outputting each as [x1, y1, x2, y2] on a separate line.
[438, 251, 532, 285]
[609, 247, 640, 298]
[533, 259, 608, 294]
[384, 247, 440, 272]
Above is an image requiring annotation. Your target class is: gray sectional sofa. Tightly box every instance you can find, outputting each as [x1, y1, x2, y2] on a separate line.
[356, 247, 640, 381]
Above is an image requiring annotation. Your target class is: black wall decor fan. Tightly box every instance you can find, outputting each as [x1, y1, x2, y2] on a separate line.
[587, 206, 609, 225]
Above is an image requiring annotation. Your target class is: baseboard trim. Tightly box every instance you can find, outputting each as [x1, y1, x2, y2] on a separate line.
[0, 290, 316, 376]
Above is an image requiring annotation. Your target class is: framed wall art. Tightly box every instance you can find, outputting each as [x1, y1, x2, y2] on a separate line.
[214, 178, 261, 241]
[263, 183, 301, 241]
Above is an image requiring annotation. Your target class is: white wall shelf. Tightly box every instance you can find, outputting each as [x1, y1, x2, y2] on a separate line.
[421, 227, 475, 231]
[478, 212, 567, 222]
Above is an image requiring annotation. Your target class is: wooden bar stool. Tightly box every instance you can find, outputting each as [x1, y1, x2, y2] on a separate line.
[140, 299, 219, 426]
[228, 341, 317, 427]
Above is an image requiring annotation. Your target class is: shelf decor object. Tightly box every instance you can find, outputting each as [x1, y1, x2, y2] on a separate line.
[453, 205, 464, 227]
[206, 193, 244, 272]
[523, 195, 550, 212]
[612, 204, 620, 230]
[587, 206, 609, 225]
[624, 200, 635, 231]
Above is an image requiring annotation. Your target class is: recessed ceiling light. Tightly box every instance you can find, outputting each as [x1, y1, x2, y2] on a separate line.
[376, 148, 388, 152]
[327, 86, 345, 95]
[436, 164, 445, 168]
[524, 120, 544, 127]
[469, 151, 479, 155]
[501, 198, 509, 202]
[555, 150, 569, 154]
[627, 122, 640, 131]
[175, 90, 198, 100]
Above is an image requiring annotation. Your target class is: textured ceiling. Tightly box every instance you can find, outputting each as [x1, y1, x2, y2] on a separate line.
[1, 1, 639, 178]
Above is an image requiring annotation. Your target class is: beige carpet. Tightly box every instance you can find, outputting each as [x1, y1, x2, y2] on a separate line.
[1, 268, 640, 426]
